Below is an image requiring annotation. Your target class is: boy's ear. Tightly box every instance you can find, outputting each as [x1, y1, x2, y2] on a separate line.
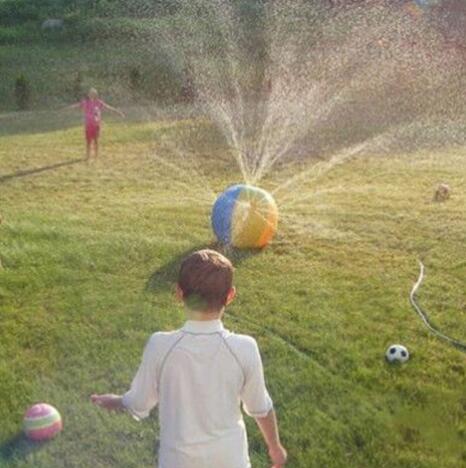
[225, 287, 236, 306]
[175, 284, 184, 302]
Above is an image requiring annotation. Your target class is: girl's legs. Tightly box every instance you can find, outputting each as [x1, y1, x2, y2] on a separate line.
[85, 124, 100, 159]
[94, 138, 99, 158]
[85, 125, 93, 160]
[86, 141, 92, 160]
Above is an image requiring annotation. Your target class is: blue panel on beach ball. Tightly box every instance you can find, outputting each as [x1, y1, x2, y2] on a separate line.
[211, 185, 243, 244]
[414, 0, 438, 6]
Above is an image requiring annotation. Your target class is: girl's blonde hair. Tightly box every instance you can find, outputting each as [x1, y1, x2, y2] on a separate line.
[88, 88, 98, 98]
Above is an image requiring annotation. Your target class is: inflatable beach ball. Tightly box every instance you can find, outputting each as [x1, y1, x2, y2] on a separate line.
[406, 0, 438, 17]
[23, 403, 63, 441]
[414, 0, 439, 7]
[212, 184, 278, 248]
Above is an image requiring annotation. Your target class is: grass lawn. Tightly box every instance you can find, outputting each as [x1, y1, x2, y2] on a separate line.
[0, 109, 465, 467]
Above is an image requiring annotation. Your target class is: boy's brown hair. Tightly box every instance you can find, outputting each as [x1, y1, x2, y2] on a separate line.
[178, 249, 234, 312]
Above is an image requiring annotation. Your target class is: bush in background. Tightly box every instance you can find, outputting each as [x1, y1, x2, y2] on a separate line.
[14, 74, 31, 110]
[71, 71, 84, 100]
[129, 67, 142, 93]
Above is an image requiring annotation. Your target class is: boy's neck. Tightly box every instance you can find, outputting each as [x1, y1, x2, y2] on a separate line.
[187, 309, 224, 322]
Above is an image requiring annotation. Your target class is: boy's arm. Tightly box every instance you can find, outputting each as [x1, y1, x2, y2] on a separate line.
[255, 410, 287, 467]
[240, 338, 287, 465]
[102, 101, 125, 117]
[91, 393, 124, 411]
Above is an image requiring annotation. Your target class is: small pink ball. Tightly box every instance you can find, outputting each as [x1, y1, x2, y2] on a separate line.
[23, 403, 63, 441]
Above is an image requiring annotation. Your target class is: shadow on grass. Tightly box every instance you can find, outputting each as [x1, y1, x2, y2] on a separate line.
[0, 158, 85, 184]
[146, 242, 261, 293]
[0, 433, 48, 462]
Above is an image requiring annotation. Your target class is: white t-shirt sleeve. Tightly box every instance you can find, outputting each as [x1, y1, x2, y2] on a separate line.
[240, 338, 273, 418]
[122, 334, 159, 420]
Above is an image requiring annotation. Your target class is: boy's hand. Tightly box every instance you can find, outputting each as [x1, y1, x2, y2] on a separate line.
[254, 410, 286, 466]
[91, 393, 124, 411]
[269, 443, 287, 467]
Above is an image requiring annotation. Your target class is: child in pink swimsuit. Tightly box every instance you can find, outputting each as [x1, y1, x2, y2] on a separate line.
[66, 88, 124, 160]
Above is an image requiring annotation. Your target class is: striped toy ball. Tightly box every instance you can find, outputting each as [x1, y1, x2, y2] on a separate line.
[406, 0, 438, 16]
[23, 403, 63, 441]
[212, 184, 278, 248]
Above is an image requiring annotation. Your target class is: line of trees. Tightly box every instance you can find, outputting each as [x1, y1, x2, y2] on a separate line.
[0, 0, 182, 26]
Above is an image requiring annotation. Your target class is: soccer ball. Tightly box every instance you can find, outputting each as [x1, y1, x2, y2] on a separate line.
[385, 344, 409, 364]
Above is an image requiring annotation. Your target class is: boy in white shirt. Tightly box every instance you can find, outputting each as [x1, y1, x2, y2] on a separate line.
[91, 249, 287, 467]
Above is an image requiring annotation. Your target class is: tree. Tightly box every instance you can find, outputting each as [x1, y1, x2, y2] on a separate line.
[14, 74, 31, 110]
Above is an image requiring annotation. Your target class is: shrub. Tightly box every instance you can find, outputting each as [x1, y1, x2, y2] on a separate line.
[72, 72, 84, 100]
[94, 0, 124, 18]
[14, 75, 31, 110]
[129, 67, 142, 92]
[0, 0, 40, 27]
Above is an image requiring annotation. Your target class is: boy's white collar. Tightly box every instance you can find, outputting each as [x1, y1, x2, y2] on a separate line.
[183, 319, 224, 333]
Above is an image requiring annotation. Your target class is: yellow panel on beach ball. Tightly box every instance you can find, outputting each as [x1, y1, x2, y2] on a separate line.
[231, 186, 278, 248]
